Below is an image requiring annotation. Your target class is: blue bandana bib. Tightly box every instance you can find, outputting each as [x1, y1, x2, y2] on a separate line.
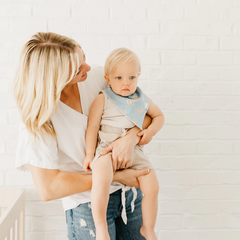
[103, 86, 149, 130]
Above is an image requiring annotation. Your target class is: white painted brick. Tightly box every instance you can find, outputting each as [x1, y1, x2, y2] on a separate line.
[234, 52, 240, 64]
[198, 22, 233, 35]
[197, 53, 233, 66]
[33, 4, 71, 18]
[198, 0, 234, 7]
[26, 232, 67, 240]
[192, 231, 240, 240]
[0, 4, 31, 17]
[9, 19, 47, 33]
[111, 5, 146, 19]
[0, 19, 8, 31]
[221, 37, 240, 50]
[183, 186, 236, 200]
[185, 37, 219, 50]
[0, 79, 9, 92]
[162, 0, 196, 5]
[88, 19, 124, 34]
[219, 156, 240, 169]
[84, 0, 111, 6]
[234, 142, 240, 154]
[0, 155, 15, 170]
[48, 19, 86, 36]
[221, 67, 240, 81]
[162, 51, 196, 65]
[220, 214, 240, 228]
[196, 172, 236, 185]
[138, 81, 159, 95]
[161, 142, 196, 155]
[135, 50, 160, 65]
[110, 35, 145, 49]
[24, 188, 42, 201]
[185, 7, 219, 21]
[149, 156, 184, 170]
[0, 110, 7, 124]
[163, 111, 232, 125]
[0, 50, 9, 63]
[182, 156, 219, 170]
[184, 215, 221, 229]
[72, 35, 110, 51]
[7, 109, 20, 124]
[220, 127, 240, 139]
[148, 6, 184, 20]
[158, 172, 196, 186]
[161, 21, 198, 35]
[5, 170, 34, 186]
[72, 6, 109, 19]
[196, 142, 233, 154]
[144, 141, 161, 155]
[26, 216, 67, 232]
[159, 231, 197, 240]
[159, 82, 196, 95]
[233, 112, 240, 125]
[156, 215, 183, 230]
[0, 94, 16, 109]
[6, 139, 17, 155]
[233, 23, 240, 35]
[25, 201, 64, 216]
[0, 125, 18, 140]
[125, 20, 159, 34]
[85, 49, 110, 66]
[148, 36, 184, 50]
[0, 140, 5, 154]
[147, 67, 184, 80]
[185, 67, 220, 80]
[159, 186, 183, 200]
[222, 8, 240, 21]
[0, 171, 3, 186]
[159, 200, 235, 215]
[196, 82, 232, 95]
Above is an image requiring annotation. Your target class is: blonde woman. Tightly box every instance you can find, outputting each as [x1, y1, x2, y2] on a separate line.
[14, 32, 151, 240]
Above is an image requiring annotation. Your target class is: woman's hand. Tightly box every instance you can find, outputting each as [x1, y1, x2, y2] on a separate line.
[113, 168, 150, 188]
[100, 128, 140, 171]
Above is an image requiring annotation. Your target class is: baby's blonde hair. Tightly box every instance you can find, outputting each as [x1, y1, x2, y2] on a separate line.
[104, 48, 141, 75]
[13, 32, 81, 141]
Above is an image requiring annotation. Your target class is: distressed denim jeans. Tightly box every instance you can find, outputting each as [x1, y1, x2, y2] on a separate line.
[65, 188, 146, 240]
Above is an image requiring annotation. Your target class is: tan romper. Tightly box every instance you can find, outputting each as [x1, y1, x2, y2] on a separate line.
[90, 91, 153, 170]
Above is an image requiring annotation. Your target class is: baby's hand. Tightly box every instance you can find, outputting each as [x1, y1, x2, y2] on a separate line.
[137, 129, 153, 145]
[83, 155, 93, 172]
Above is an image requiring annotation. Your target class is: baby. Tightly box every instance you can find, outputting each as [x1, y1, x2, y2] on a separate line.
[83, 48, 164, 240]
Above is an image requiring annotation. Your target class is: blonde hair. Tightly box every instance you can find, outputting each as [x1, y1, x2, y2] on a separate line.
[104, 48, 141, 75]
[13, 32, 81, 141]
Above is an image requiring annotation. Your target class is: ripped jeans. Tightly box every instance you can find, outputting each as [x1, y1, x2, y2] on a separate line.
[65, 188, 146, 240]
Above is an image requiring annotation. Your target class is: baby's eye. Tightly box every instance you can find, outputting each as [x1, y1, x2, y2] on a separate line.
[116, 76, 122, 80]
[130, 76, 135, 80]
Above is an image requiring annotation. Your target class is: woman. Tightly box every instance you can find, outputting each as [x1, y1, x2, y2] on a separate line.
[14, 32, 151, 240]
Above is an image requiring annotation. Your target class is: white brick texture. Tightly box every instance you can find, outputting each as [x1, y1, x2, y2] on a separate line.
[0, 1, 239, 240]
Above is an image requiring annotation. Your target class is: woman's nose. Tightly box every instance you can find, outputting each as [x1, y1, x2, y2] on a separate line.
[85, 63, 91, 72]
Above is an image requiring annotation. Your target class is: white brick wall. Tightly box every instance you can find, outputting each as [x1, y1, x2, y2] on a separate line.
[0, 1, 239, 239]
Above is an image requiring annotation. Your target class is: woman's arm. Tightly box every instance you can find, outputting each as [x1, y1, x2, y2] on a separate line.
[29, 164, 149, 201]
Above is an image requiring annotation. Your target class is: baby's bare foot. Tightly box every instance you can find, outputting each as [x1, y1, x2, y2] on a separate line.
[140, 226, 158, 240]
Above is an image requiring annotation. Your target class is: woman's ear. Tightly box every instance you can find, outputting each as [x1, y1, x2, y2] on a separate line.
[104, 74, 110, 85]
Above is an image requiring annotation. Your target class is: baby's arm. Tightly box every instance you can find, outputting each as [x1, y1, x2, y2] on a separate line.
[138, 99, 164, 145]
[83, 93, 104, 172]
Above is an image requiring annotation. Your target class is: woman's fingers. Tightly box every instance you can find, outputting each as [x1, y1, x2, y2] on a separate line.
[100, 144, 113, 155]
[135, 168, 150, 178]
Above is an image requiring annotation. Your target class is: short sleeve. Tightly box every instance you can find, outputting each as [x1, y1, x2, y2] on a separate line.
[15, 121, 59, 172]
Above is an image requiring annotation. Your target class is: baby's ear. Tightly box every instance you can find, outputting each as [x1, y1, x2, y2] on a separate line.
[104, 74, 110, 84]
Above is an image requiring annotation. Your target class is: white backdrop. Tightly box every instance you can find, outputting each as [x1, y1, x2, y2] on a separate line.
[0, 0, 240, 239]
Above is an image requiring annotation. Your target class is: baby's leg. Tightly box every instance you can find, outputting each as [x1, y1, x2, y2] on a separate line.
[91, 155, 113, 240]
[138, 170, 159, 240]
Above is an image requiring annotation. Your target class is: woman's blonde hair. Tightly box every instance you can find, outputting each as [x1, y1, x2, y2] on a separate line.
[104, 48, 141, 75]
[13, 32, 81, 141]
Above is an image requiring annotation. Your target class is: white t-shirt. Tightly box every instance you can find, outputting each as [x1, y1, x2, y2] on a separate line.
[15, 66, 124, 211]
